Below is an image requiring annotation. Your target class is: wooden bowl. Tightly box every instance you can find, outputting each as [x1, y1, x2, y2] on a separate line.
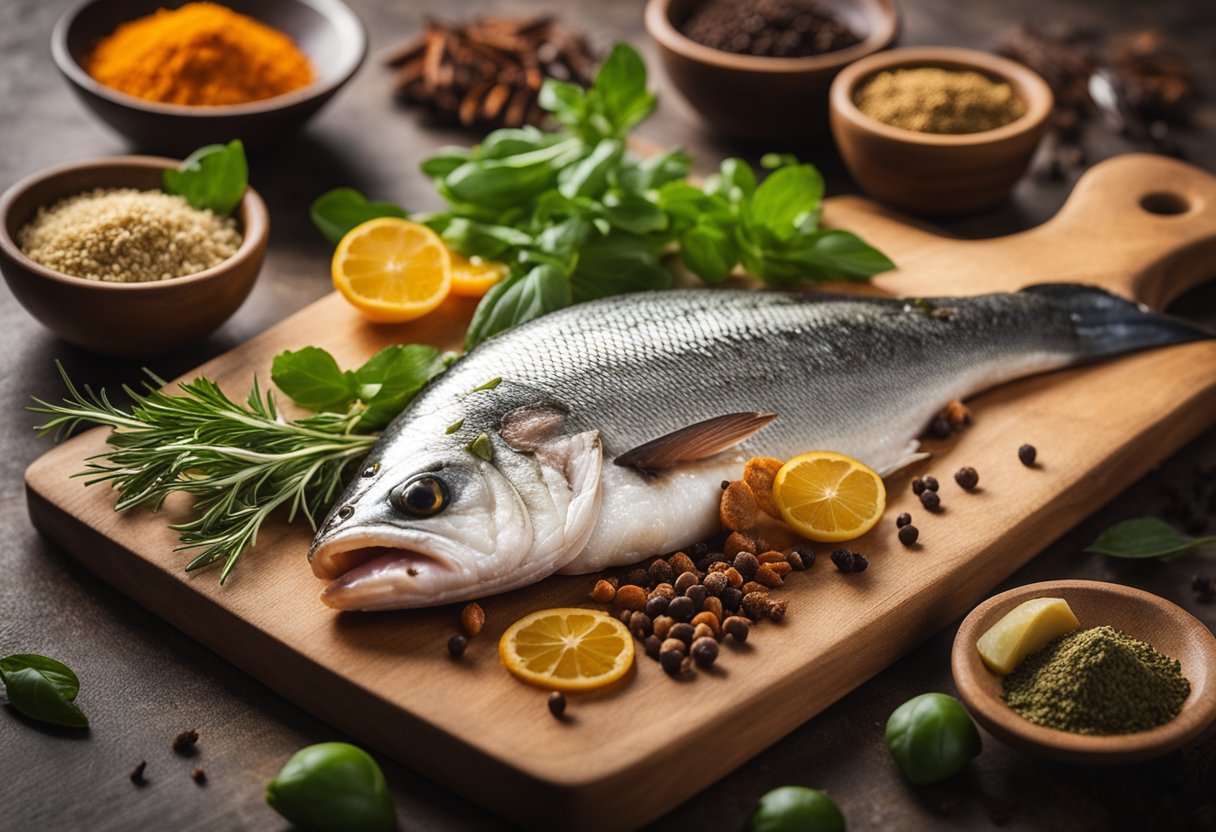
[830, 47, 1053, 216]
[952, 580, 1216, 766]
[644, 0, 897, 144]
[51, 0, 366, 153]
[0, 156, 268, 357]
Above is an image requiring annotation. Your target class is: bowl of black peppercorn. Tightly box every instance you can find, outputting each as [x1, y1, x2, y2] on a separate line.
[644, 0, 898, 144]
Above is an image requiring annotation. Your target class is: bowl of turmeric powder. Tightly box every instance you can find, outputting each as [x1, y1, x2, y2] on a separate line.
[51, 0, 366, 153]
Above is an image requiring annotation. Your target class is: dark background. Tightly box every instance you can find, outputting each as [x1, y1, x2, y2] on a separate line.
[2, 0, 1215, 829]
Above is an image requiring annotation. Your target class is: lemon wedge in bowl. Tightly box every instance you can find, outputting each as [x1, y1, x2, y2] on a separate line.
[976, 597, 1081, 675]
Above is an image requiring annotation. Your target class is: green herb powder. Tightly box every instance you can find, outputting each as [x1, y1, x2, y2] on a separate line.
[1003, 625, 1190, 735]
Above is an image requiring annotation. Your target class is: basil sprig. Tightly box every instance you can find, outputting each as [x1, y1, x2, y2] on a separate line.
[1085, 517, 1216, 560]
[162, 139, 248, 216]
[0, 653, 88, 729]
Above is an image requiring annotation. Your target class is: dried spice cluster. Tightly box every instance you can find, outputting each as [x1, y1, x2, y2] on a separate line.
[385, 16, 597, 129]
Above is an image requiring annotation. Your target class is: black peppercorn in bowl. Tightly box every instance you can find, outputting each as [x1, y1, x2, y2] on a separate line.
[829, 47, 1053, 216]
[644, 0, 898, 144]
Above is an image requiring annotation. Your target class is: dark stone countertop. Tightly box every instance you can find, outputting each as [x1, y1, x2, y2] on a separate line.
[1, 0, 1214, 829]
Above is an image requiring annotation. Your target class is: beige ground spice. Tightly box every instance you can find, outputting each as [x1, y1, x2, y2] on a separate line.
[18, 188, 242, 282]
[855, 67, 1027, 134]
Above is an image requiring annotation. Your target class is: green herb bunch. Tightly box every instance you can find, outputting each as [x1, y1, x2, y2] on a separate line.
[311, 43, 893, 348]
[31, 346, 447, 581]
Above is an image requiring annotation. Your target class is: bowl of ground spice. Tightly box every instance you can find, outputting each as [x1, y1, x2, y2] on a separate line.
[644, 0, 898, 144]
[830, 47, 1053, 216]
[0, 155, 268, 356]
[952, 580, 1216, 765]
[51, 0, 366, 153]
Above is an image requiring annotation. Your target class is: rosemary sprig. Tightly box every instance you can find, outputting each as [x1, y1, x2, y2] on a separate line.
[30, 362, 378, 583]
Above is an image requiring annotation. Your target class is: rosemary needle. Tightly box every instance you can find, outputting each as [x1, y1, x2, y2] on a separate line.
[29, 362, 378, 583]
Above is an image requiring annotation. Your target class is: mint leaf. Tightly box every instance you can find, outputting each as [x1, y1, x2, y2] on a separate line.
[0, 654, 88, 729]
[162, 140, 248, 216]
[309, 188, 406, 246]
[355, 346, 446, 430]
[1085, 517, 1216, 560]
[272, 348, 358, 413]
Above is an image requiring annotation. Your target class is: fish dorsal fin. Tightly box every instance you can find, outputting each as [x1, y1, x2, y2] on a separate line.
[614, 412, 777, 474]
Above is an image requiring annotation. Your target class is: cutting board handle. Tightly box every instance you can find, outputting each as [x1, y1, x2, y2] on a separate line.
[1031, 153, 1216, 309]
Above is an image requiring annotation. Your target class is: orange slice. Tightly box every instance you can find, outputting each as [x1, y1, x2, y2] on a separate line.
[332, 218, 451, 323]
[773, 451, 886, 542]
[499, 608, 634, 692]
[449, 252, 508, 298]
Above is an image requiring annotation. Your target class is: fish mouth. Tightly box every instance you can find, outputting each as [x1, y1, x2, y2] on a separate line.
[311, 534, 459, 611]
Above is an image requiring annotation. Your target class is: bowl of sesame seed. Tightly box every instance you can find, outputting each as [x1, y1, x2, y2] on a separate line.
[0, 155, 268, 356]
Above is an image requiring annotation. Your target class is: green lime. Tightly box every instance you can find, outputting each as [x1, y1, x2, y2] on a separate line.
[749, 786, 846, 832]
[265, 742, 395, 832]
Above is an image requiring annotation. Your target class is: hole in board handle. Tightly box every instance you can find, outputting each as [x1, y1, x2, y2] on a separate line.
[1140, 192, 1190, 216]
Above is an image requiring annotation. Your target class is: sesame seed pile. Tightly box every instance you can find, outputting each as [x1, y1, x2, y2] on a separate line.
[17, 188, 242, 282]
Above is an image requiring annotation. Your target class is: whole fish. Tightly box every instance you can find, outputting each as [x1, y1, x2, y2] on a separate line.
[309, 285, 1207, 611]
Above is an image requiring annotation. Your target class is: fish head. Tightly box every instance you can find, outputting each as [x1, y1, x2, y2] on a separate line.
[309, 402, 602, 611]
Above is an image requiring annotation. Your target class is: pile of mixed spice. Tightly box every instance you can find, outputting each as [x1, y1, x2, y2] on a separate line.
[679, 0, 861, 59]
[854, 68, 1027, 134]
[18, 189, 241, 282]
[1003, 625, 1191, 734]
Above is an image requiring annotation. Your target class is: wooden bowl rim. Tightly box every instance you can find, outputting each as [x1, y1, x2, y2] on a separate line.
[51, 0, 366, 117]
[643, 0, 898, 74]
[0, 155, 269, 292]
[951, 579, 1216, 764]
[830, 46, 1054, 146]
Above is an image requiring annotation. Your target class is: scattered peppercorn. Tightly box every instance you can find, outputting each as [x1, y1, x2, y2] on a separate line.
[851, 553, 869, 572]
[616, 584, 648, 610]
[629, 611, 653, 639]
[668, 595, 695, 622]
[954, 466, 979, 491]
[927, 416, 953, 439]
[734, 551, 759, 580]
[899, 525, 920, 546]
[674, 571, 699, 594]
[626, 567, 648, 587]
[742, 591, 772, 619]
[589, 579, 616, 604]
[129, 761, 148, 786]
[660, 639, 686, 675]
[447, 634, 468, 658]
[548, 691, 567, 719]
[721, 587, 743, 611]
[755, 563, 784, 588]
[767, 599, 788, 622]
[460, 602, 485, 636]
[920, 490, 942, 511]
[831, 548, 855, 572]
[653, 615, 674, 639]
[685, 584, 708, 609]
[788, 546, 814, 569]
[724, 616, 750, 643]
[720, 480, 760, 531]
[1019, 443, 1038, 466]
[191, 767, 206, 786]
[643, 635, 663, 660]
[648, 558, 675, 586]
[690, 542, 709, 559]
[703, 571, 729, 595]
[645, 595, 670, 618]
[923, 476, 939, 492]
[691, 637, 719, 667]
[172, 729, 199, 754]
[669, 622, 696, 645]
[896, 512, 912, 528]
[912, 478, 927, 495]
[702, 595, 724, 622]
[721, 480, 730, 490]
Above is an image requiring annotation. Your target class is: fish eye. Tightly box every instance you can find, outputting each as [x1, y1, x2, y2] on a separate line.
[390, 474, 449, 517]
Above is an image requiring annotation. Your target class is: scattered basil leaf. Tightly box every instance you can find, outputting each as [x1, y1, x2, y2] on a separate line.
[679, 223, 739, 285]
[466, 265, 572, 348]
[0, 653, 88, 729]
[272, 347, 359, 413]
[570, 232, 671, 301]
[745, 164, 824, 241]
[354, 345, 446, 430]
[162, 139, 248, 216]
[1084, 517, 1216, 560]
[310, 188, 407, 246]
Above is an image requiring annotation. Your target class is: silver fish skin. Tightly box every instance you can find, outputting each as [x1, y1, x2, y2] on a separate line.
[308, 285, 1207, 610]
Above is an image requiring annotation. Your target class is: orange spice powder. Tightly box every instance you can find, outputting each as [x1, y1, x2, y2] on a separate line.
[86, 2, 313, 106]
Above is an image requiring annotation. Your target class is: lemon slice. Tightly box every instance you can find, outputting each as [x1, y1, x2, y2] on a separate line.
[332, 218, 451, 323]
[499, 608, 634, 692]
[773, 451, 886, 542]
[449, 252, 507, 298]
[976, 597, 1081, 674]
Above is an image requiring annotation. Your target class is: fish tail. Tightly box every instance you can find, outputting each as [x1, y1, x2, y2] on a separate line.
[1021, 283, 1212, 360]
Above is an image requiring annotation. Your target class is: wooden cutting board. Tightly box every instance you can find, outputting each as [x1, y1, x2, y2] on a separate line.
[24, 154, 1216, 831]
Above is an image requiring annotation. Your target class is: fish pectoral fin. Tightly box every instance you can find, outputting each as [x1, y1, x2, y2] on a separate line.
[614, 412, 777, 474]
[876, 441, 930, 477]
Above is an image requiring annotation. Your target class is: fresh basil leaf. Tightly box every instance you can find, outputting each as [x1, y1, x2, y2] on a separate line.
[309, 188, 407, 246]
[746, 164, 824, 241]
[657, 181, 725, 231]
[705, 158, 757, 203]
[536, 217, 590, 261]
[420, 146, 472, 178]
[558, 139, 623, 199]
[443, 138, 582, 210]
[615, 147, 692, 193]
[162, 140, 248, 216]
[679, 223, 739, 284]
[271, 348, 358, 412]
[598, 191, 668, 235]
[353, 345, 446, 430]
[1084, 517, 1216, 560]
[478, 127, 566, 160]
[465, 265, 572, 348]
[595, 43, 656, 135]
[538, 80, 588, 130]
[570, 232, 671, 302]
[746, 229, 894, 285]
[439, 218, 533, 261]
[0, 654, 88, 729]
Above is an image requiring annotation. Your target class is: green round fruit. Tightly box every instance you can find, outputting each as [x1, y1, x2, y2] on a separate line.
[885, 693, 982, 785]
[265, 742, 395, 832]
[749, 786, 846, 832]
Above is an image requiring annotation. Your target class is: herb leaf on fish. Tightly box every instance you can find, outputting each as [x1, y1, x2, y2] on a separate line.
[1084, 517, 1216, 560]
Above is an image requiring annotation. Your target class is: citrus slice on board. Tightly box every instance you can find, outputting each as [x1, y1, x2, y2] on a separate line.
[449, 252, 508, 298]
[332, 218, 451, 323]
[499, 608, 634, 692]
[773, 451, 887, 542]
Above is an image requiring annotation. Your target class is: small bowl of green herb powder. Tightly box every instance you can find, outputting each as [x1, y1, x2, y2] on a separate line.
[829, 46, 1053, 216]
[952, 580, 1216, 765]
